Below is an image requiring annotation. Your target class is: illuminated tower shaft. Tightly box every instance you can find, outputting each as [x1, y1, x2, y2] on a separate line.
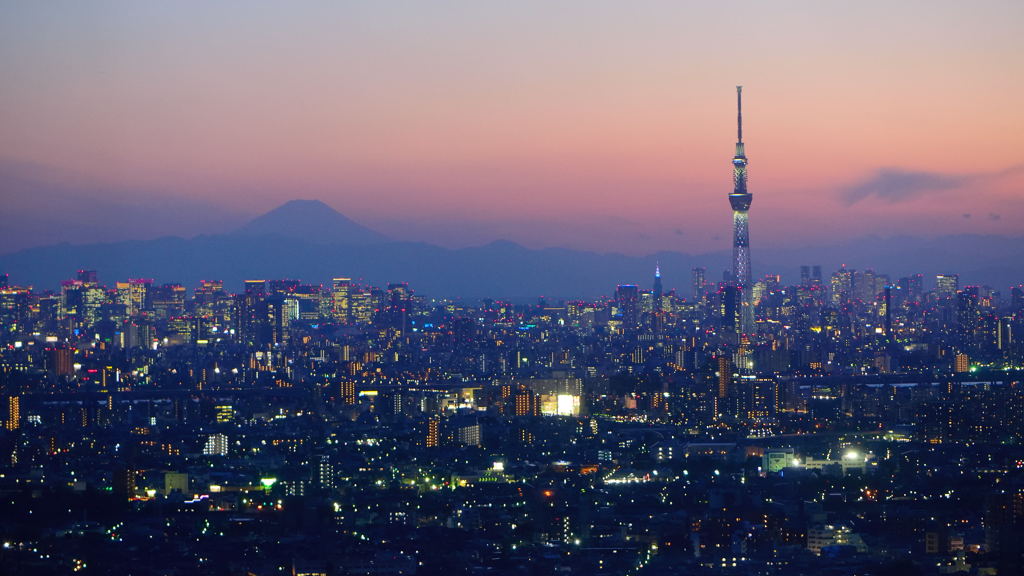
[729, 86, 754, 335]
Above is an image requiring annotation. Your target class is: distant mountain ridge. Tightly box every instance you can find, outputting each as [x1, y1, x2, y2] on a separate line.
[1, 200, 1022, 299]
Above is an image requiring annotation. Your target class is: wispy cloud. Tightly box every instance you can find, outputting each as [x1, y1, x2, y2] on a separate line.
[841, 164, 1024, 205]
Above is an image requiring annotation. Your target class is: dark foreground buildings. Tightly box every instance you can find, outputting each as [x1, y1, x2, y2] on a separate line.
[1, 263, 1024, 575]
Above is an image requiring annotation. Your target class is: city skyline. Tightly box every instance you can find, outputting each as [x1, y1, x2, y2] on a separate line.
[3, 247, 1024, 574]
[2, 2, 1024, 255]
[6, 4, 1024, 575]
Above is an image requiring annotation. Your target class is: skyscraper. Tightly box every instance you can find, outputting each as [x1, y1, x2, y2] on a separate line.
[5, 396, 19, 431]
[729, 86, 754, 335]
[719, 284, 742, 336]
[692, 266, 706, 302]
[653, 264, 663, 307]
[936, 274, 959, 299]
[652, 264, 663, 332]
[956, 287, 979, 353]
[615, 284, 640, 330]
[831, 266, 855, 305]
[331, 277, 352, 324]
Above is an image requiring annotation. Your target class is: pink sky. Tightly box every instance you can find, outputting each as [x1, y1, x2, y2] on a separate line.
[1, 1, 1022, 254]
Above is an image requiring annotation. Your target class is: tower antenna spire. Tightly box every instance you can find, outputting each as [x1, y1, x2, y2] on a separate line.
[736, 85, 743, 144]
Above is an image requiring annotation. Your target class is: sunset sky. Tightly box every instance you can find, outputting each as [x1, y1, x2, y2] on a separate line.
[2, 1, 1022, 254]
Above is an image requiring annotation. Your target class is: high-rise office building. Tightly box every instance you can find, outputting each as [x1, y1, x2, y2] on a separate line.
[1011, 285, 1024, 312]
[46, 347, 73, 377]
[290, 283, 323, 320]
[5, 396, 19, 431]
[855, 269, 877, 303]
[203, 433, 229, 456]
[193, 279, 228, 324]
[339, 381, 357, 405]
[264, 295, 295, 345]
[0, 284, 30, 339]
[349, 288, 374, 324]
[936, 274, 959, 299]
[954, 352, 970, 373]
[59, 280, 83, 323]
[235, 280, 268, 345]
[112, 465, 136, 501]
[831, 266, 855, 305]
[116, 278, 152, 317]
[883, 285, 893, 336]
[997, 316, 1014, 353]
[719, 284, 742, 335]
[956, 287, 980, 353]
[244, 279, 267, 297]
[77, 269, 98, 284]
[150, 283, 186, 319]
[650, 265, 664, 333]
[908, 273, 924, 302]
[514, 387, 541, 417]
[728, 86, 754, 334]
[715, 355, 734, 420]
[615, 284, 640, 330]
[424, 417, 440, 448]
[331, 278, 352, 324]
[381, 282, 414, 334]
[653, 265, 663, 312]
[898, 274, 925, 304]
[317, 455, 335, 490]
[717, 356, 732, 399]
[692, 267, 706, 302]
